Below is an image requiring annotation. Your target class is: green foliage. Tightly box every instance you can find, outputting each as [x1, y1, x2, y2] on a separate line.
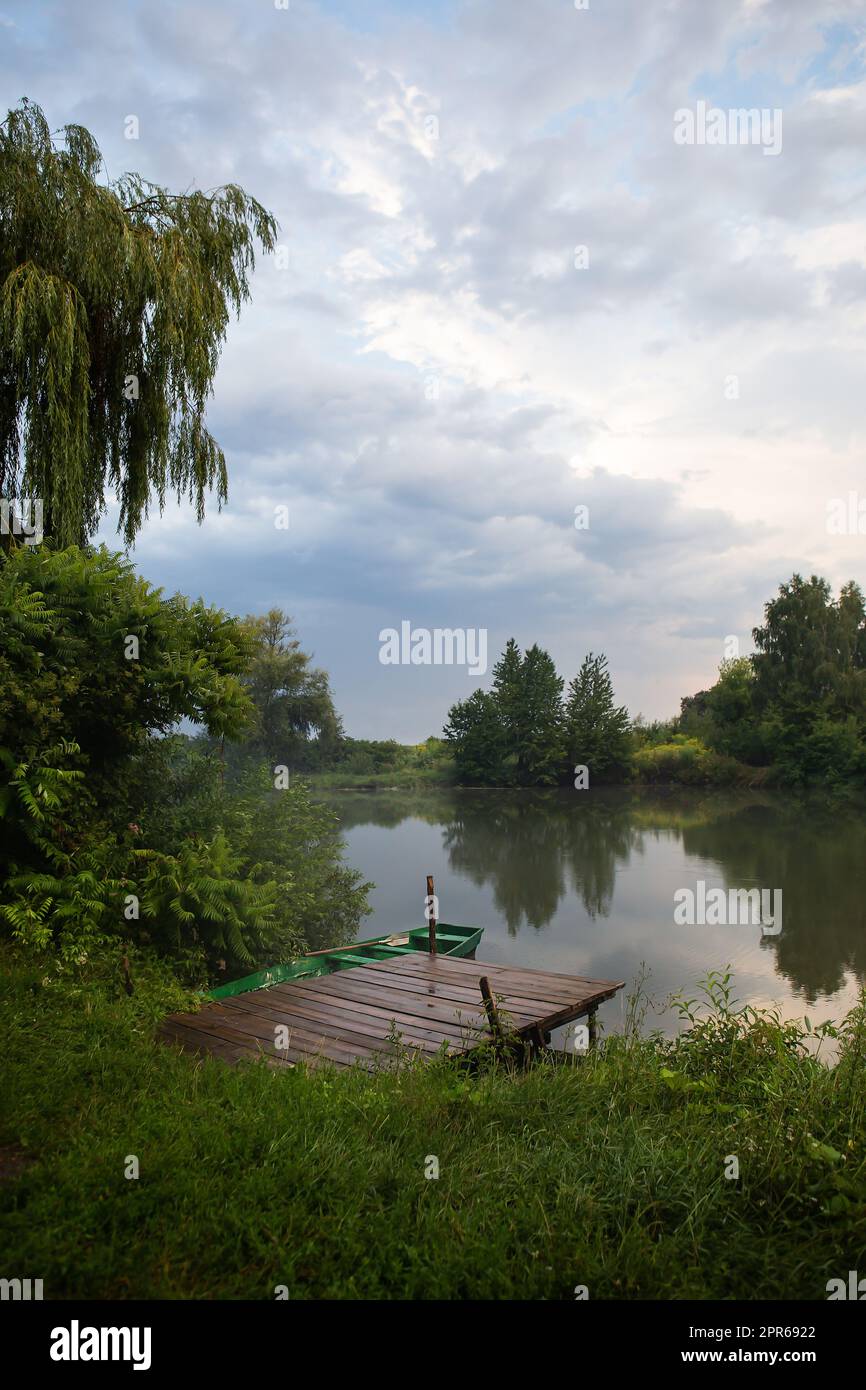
[0, 842, 122, 960]
[0, 543, 252, 873]
[490, 637, 524, 752]
[631, 736, 750, 786]
[0, 98, 276, 545]
[227, 609, 342, 771]
[757, 710, 866, 789]
[677, 576, 866, 786]
[335, 738, 407, 776]
[0, 547, 369, 975]
[137, 831, 277, 969]
[120, 741, 370, 965]
[747, 575, 866, 787]
[564, 652, 631, 781]
[752, 575, 866, 715]
[307, 736, 456, 788]
[516, 644, 566, 784]
[443, 690, 505, 784]
[630, 715, 680, 749]
[679, 657, 765, 763]
[446, 638, 568, 786]
[225, 768, 372, 955]
[3, 941, 866, 1299]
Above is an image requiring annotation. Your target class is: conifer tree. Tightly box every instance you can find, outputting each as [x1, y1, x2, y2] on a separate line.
[491, 638, 524, 742]
[564, 652, 631, 782]
[516, 643, 565, 784]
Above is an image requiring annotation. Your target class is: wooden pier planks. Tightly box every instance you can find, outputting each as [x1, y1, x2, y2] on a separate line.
[159, 954, 625, 1071]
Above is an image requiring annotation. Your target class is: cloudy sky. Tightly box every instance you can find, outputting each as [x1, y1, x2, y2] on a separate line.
[3, 0, 865, 738]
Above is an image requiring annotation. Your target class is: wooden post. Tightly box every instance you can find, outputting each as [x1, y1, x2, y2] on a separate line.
[587, 1008, 598, 1050]
[426, 874, 437, 956]
[479, 976, 503, 1041]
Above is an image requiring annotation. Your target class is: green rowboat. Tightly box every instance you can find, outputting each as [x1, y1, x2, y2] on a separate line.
[208, 921, 483, 1001]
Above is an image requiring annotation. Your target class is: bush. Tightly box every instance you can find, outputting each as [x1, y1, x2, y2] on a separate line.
[631, 736, 749, 786]
[0, 547, 370, 979]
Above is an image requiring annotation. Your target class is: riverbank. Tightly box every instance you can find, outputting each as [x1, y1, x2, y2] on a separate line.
[306, 766, 458, 790]
[2, 942, 864, 1299]
[305, 737, 776, 790]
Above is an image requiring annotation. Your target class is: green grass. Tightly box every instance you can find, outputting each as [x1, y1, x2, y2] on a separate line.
[1, 944, 865, 1300]
[305, 765, 456, 789]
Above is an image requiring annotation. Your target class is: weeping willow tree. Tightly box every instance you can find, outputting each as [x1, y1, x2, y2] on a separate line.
[0, 98, 277, 547]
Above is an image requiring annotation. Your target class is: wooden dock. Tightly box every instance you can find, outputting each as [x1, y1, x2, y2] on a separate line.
[159, 954, 624, 1070]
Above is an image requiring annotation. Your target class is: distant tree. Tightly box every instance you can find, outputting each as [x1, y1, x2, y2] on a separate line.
[516, 644, 565, 784]
[752, 575, 866, 718]
[453, 638, 564, 785]
[702, 657, 762, 761]
[564, 652, 630, 782]
[0, 99, 276, 546]
[749, 575, 866, 783]
[632, 713, 680, 749]
[237, 610, 342, 769]
[490, 639, 524, 747]
[443, 690, 505, 784]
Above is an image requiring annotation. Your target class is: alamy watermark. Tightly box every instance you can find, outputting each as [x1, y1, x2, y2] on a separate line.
[49, 1321, 151, 1370]
[1, 497, 43, 545]
[827, 492, 866, 535]
[674, 101, 782, 157]
[1, 1276, 43, 1300]
[674, 881, 782, 935]
[826, 1270, 866, 1299]
[379, 622, 487, 676]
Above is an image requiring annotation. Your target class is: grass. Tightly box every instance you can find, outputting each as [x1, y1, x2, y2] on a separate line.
[305, 765, 456, 789]
[1, 944, 865, 1300]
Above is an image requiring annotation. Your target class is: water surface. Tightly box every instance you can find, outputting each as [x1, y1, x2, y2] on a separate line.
[323, 787, 866, 1045]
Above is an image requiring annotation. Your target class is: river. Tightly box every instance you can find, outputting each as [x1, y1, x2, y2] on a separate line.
[322, 786, 866, 1047]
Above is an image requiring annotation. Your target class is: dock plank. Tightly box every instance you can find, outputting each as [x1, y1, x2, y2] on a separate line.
[160, 955, 625, 1070]
[221, 988, 468, 1050]
[282, 964, 575, 1022]
[265, 974, 497, 1034]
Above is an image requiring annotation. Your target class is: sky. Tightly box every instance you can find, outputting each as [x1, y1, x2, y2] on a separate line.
[2, 0, 865, 740]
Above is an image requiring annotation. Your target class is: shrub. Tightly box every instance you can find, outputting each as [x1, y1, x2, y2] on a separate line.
[631, 737, 748, 786]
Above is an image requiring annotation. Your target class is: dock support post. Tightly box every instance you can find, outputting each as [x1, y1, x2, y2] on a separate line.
[479, 976, 504, 1042]
[426, 874, 437, 956]
[588, 1008, 598, 1050]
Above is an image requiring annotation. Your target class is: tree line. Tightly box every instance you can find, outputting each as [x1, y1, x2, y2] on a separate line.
[679, 575, 866, 787]
[442, 574, 866, 789]
[443, 641, 630, 785]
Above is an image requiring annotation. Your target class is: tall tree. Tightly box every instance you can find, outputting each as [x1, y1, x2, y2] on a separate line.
[491, 639, 524, 740]
[752, 575, 866, 718]
[0, 99, 277, 547]
[489, 638, 565, 784]
[238, 610, 342, 768]
[564, 652, 630, 782]
[443, 689, 505, 784]
[749, 575, 866, 782]
[516, 643, 565, 784]
[697, 657, 761, 762]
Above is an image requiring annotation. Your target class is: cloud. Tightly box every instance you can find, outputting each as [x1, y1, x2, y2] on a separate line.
[2, 0, 865, 737]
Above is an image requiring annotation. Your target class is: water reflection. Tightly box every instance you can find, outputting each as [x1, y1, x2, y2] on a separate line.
[322, 787, 866, 1015]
